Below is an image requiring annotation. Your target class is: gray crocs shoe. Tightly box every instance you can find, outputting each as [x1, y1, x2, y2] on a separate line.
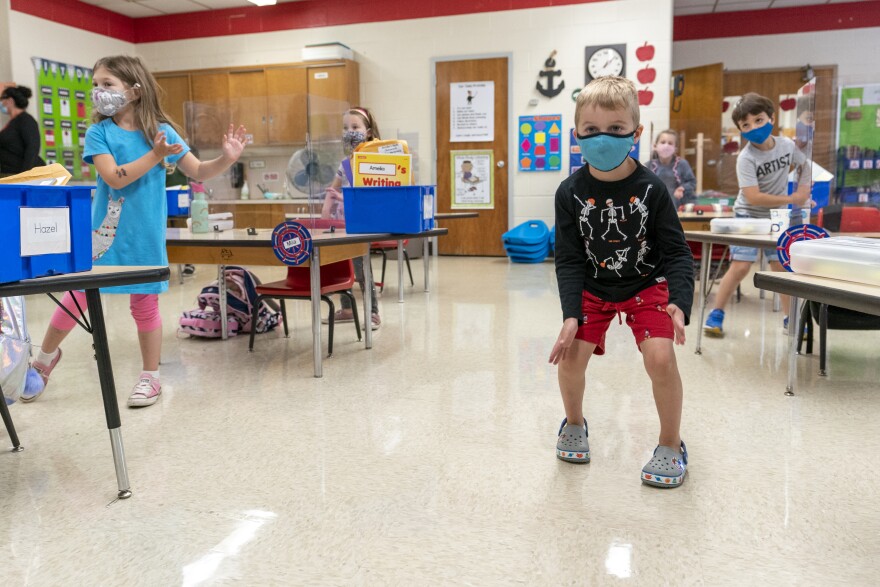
[641, 441, 687, 487]
[556, 418, 590, 463]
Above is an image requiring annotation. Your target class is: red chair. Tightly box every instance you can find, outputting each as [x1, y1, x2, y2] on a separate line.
[370, 240, 413, 293]
[248, 260, 362, 355]
[818, 204, 880, 233]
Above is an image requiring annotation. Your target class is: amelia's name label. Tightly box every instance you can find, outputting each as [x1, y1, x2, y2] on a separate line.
[20, 207, 71, 257]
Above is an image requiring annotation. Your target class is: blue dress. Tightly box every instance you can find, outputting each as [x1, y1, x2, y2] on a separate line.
[84, 119, 189, 294]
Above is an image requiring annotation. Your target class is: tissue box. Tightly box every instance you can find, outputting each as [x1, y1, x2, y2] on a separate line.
[0, 184, 93, 283]
[789, 236, 880, 286]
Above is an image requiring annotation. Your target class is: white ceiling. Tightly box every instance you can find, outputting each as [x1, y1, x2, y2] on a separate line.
[76, 0, 873, 18]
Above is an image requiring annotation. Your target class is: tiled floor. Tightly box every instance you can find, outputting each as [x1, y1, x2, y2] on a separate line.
[2, 257, 879, 585]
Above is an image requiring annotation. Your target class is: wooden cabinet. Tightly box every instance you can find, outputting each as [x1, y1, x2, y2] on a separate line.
[154, 60, 359, 149]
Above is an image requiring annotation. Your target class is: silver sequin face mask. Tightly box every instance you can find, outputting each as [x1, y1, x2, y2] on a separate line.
[91, 83, 139, 117]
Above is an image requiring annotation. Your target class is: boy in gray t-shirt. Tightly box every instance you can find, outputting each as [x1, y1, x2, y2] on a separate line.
[704, 93, 811, 337]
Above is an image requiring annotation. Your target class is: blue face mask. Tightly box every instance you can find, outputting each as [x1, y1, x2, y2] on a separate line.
[741, 121, 773, 145]
[0, 103, 8, 115]
[576, 131, 636, 172]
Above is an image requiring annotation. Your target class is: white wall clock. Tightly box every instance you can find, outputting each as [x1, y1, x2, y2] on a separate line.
[585, 44, 626, 82]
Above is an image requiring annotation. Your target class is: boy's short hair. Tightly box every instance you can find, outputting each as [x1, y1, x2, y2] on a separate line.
[732, 93, 775, 127]
[575, 76, 640, 128]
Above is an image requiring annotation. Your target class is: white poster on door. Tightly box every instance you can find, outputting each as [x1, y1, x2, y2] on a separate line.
[450, 81, 494, 142]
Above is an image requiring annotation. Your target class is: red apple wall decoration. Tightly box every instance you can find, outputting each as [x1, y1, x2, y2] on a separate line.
[638, 88, 654, 106]
[779, 97, 797, 111]
[637, 65, 656, 84]
[722, 100, 730, 113]
[636, 42, 655, 62]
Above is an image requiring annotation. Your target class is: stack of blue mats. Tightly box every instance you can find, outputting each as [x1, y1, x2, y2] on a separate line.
[502, 219, 550, 263]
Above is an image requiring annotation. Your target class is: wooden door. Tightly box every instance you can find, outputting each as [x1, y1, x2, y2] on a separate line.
[670, 63, 723, 191]
[435, 57, 509, 256]
[266, 67, 308, 145]
[228, 70, 268, 145]
[155, 74, 190, 137]
[189, 72, 230, 150]
[724, 66, 837, 173]
[306, 64, 357, 140]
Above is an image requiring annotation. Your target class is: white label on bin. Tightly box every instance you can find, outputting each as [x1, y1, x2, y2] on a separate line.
[178, 193, 189, 208]
[20, 207, 71, 257]
[423, 194, 433, 220]
[357, 162, 396, 176]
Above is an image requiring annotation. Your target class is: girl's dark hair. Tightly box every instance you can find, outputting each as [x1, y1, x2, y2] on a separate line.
[347, 106, 381, 140]
[1, 85, 33, 109]
[732, 93, 775, 127]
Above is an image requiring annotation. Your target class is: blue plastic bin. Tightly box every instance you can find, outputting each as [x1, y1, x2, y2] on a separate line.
[167, 186, 190, 216]
[502, 219, 550, 246]
[0, 184, 93, 283]
[342, 185, 435, 234]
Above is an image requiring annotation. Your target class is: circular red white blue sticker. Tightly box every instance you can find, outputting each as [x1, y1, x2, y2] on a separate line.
[776, 223, 829, 272]
[271, 221, 312, 266]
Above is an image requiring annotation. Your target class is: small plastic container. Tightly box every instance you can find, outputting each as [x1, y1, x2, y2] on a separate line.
[342, 186, 435, 234]
[789, 236, 880, 286]
[166, 186, 190, 216]
[0, 184, 92, 283]
[709, 217, 773, 234]
[502, 219, 550, 246]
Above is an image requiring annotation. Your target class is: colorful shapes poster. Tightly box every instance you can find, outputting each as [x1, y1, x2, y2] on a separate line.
[519, 115, 562, 171]
[32, 57, 94, 181]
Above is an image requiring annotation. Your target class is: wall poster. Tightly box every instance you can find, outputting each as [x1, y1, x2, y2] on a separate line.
[450, 81, 494, 142]
[450, 149, 494, 209]
[519, 114, 562, 171]
[32, 57, 94, 182]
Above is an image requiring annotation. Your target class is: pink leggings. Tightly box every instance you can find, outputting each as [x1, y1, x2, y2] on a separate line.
[49, 292, 162, 332]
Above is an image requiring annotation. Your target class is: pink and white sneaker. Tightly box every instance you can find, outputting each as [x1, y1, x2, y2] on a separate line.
[21, 348, 63, 402]
[127, 373, 162, 408]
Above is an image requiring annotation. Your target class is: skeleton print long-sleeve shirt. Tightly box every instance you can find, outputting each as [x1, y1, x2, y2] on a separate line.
[554, 162, 695, 325]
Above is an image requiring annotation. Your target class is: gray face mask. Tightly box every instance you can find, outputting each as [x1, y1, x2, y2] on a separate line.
[91, 84, 138, 117]
[342, 130, 367, 154]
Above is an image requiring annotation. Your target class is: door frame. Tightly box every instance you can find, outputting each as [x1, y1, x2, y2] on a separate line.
[430, 53, 515, 233]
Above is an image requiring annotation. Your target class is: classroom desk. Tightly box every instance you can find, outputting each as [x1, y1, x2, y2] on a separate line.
[0, 265, 170, 500]
[677, 211, 734, 232]
[753, 271, 880, 395]
[166, 227, 449, 378]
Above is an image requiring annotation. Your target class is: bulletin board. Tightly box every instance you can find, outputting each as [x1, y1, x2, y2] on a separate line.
[519, 115, 562, 171]
[32, 57, 94, 182]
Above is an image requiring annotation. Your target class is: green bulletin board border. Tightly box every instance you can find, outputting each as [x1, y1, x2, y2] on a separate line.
[32, 57, 94, 182]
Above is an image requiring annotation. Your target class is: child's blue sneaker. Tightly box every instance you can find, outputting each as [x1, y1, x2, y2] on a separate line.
[703, 309, 725, 337]
[556, 417, 590, 463]
[642, 441, 687, 488]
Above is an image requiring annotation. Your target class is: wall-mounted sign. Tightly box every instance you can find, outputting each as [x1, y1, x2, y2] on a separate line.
[519, 115, 562, 172]
[536, 50, 565, 98]
[450, 81, 494, 142]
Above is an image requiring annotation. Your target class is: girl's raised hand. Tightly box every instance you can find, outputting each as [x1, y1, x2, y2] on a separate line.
[222, 124, 249, 161]
[152, 131, 184, 158]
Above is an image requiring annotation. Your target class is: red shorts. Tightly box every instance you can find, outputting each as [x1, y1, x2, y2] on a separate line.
[574, 282, 674, 355]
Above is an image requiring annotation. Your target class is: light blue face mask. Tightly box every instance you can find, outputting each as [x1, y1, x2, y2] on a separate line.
[0, 103, 8, 115]
[576, 131, 636, 172]
[741, 121, 773, 145]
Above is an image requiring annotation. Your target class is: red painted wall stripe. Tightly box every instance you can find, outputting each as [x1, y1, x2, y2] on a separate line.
[674, 0, 880, 41]
[10, 0, 136, 43]
[10, 0, 880, 45]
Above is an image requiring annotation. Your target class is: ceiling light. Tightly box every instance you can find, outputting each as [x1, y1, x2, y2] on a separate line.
[247, 0, 277, 6]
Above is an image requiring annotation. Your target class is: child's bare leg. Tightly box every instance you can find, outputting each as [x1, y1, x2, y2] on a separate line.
[640, 337, 682, 449]
[137, 327, 162, 372]
[41, 325, 72, 355]
[557, 339, 596, 426]
[711, 260, 752, 310]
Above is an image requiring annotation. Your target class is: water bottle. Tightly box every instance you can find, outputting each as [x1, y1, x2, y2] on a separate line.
[191, 191, 209, 233]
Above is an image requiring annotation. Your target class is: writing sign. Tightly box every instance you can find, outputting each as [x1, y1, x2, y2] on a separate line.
[352, 153, 412, 187]
[20, 207, 71, 257]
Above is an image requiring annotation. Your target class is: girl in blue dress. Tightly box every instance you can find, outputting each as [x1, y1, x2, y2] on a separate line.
[25, 55, 248, 408]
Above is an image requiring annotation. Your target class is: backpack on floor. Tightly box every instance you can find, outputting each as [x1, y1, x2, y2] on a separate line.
[178, 266, 280, 338]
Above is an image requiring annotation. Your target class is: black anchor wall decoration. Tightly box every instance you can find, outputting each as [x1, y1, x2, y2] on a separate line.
[536, 50, 565, 98]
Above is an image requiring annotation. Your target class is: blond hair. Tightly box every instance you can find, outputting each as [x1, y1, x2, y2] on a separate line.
[92, 55, 184, 145]
[574, 76, 640, 129]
